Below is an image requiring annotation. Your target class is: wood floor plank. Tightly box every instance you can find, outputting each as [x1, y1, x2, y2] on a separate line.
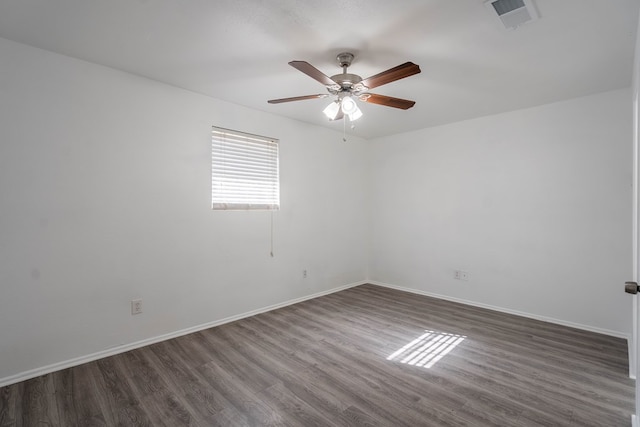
[228, 322, 355, 418]
[0, 382, 21, 427]
[341, 405, 384, 427]
[138, 391, 198, 427]
[114, 348, 167, 399]
[21, 374, 59, 426]
[52, 363, 107, 427]
[196, 360, 284, 426]
[300, 344, 453, 425]
[257, 381, 341, 427]
[197, 326, 280, 393]
[91, 357, 152, 426]
[200, 406, 251, 427]
[0, 284, 634, 426]
[141, 340, 231, 423]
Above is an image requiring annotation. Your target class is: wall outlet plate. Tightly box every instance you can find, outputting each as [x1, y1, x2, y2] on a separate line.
[454, 270, 470, 281]
[131, 299, 143, 315]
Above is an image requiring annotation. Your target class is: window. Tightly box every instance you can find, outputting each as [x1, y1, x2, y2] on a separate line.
[211, 127, 280, 210]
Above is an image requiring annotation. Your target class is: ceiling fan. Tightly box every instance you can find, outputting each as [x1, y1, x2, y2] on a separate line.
[267, 52, 421, 122]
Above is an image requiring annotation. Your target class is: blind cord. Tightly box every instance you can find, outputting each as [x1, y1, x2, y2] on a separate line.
[270, 210, 274, 257]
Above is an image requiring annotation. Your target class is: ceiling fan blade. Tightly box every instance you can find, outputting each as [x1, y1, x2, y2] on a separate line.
[289, 61, 336, 86]
[360, 62, 421, 90]
[268, 94, 329, 104]
[359, 93, 416, 110]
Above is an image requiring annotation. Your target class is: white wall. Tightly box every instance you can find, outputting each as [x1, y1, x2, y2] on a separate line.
[369, 89, 633, 336]
[0, 34, 633, 385]
[0, 37, 368, 384]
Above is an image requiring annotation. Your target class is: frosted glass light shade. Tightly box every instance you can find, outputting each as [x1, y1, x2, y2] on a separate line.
[341, 96, 362, 121]
[323, 101, 340, 120]
[341, 96, 357, 114]
[348, 107, 362, 121]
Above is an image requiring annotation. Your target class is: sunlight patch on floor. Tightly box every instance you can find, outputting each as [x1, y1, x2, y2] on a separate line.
[386, 330, 466, 369]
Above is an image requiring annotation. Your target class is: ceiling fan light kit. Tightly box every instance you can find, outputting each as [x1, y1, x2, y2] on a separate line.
[268, 52, 421, 125]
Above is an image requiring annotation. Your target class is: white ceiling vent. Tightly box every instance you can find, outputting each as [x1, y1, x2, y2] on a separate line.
[485, 0, 539, 30]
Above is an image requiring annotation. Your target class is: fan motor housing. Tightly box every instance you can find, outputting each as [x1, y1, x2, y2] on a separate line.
[331, 73, 362, 88]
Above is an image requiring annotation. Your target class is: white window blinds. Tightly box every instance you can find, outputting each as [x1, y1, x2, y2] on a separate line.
[211, 127, 280, 210]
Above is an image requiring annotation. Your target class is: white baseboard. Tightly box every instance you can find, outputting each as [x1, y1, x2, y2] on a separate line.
[368, 281, 630, 340]
[0, 280, 366, 388]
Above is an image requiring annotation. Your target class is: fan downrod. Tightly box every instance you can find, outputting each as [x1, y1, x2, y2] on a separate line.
[330, 52, 365, 93]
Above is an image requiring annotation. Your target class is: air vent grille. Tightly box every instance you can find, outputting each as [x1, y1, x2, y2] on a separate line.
[491, 0, 525, 16]
[485, 0, 538, 30]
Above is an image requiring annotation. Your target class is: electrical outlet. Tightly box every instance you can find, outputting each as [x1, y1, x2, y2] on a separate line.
[454, 270, 469, 281]
[303, 269, 308, 279]
[131, 299, 143, 315]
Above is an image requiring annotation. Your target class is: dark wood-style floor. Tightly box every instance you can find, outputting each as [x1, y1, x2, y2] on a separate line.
[0, 284, 635, 426]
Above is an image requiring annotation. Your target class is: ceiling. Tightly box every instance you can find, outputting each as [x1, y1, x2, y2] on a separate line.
[0, 0, 638, 139]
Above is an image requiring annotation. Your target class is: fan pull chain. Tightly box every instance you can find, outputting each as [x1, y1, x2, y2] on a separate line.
[343, 115, 347, 142]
